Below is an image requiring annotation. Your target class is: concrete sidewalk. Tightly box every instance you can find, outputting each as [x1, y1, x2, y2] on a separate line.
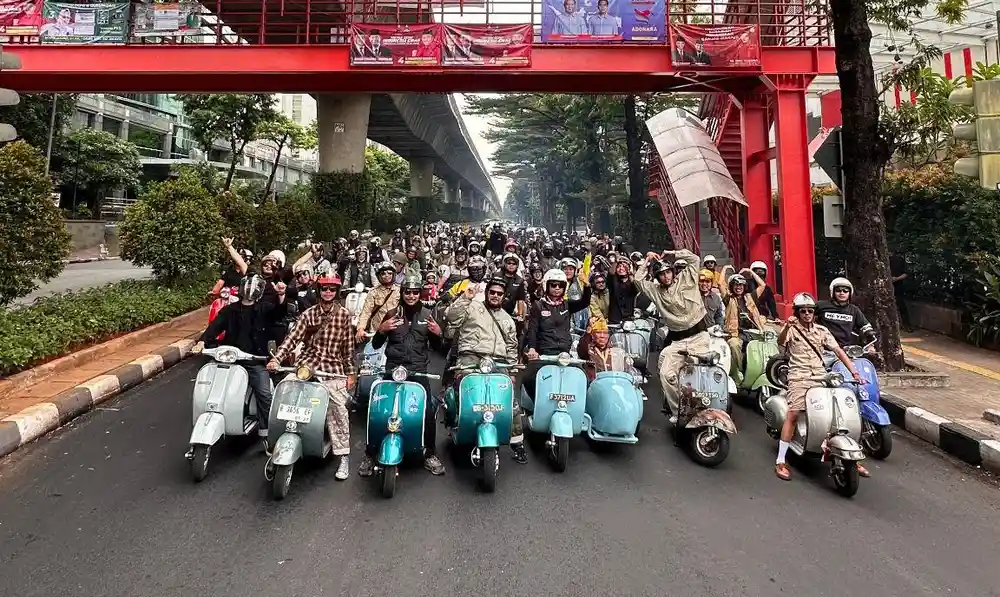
[880, 331, 1000, 472]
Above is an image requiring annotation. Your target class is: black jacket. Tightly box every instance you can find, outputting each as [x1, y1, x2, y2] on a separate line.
[501, 273, 527, 315]
[607, 275, 640, 324]
[202, 301, 278, 356]
[815, 300, 874, 348]
[372, 304, 443, 371]
[523, 286, 592, 356]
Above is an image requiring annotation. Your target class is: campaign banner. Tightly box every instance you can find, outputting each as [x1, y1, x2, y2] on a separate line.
[540, 0, 665, 43]
[349, 23, 442, 67]
[669, 23, 761, 68]
[0, 0, 43, 36]
[442, 24, 531, 67]
[132, 1, 201, 37]
[40, 1, 130, 44]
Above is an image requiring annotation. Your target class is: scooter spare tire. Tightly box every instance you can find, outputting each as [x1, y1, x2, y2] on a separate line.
[272, 464, 293, 500]
[765, 354, 789, 389]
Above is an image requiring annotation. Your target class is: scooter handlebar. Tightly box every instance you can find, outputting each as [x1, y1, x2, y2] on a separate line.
[200, 346, 268, 361]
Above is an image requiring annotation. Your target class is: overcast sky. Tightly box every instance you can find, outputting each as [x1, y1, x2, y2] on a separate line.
[455, 93, 512, 204]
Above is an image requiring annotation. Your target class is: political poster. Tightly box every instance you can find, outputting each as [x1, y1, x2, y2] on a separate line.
[669, 23, 761, 68]
[349, 23, 442, 67]
[442, 24, 531, 67]
[0, 0, 43, 37]
[540, 0, 665, 43]
[40, 1, 130, 44]
[132, 1, 202, 37]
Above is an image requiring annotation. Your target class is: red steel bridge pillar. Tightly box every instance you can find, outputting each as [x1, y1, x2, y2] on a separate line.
[772, 75, 817, 307]
[743, 94, 777, 289]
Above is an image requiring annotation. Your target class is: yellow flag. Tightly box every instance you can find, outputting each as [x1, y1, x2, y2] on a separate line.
[581, 253, 592, 280]
[448, 279, 469, 297]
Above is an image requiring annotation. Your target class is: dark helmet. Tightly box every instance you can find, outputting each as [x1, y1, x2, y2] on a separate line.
[486, 276, 507, 292]
[239, 275, 266, 302]
[401, 274, 423, 292]
[649, 260, 670, 279]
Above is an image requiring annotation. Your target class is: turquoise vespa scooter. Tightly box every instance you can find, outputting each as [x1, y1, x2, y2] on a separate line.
[366, 365, 440, 498]
[584, 347, 645, 446]
[444, 357, 520, 492]
[521, 352, 590, 472]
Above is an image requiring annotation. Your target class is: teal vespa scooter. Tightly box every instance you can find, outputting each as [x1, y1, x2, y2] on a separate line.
[444, 357, 520, 492]
[521, 352, 590, 472]
[366, 365, 440, 498]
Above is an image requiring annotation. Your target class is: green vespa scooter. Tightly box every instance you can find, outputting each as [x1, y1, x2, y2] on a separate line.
[734, 328, 783, 412]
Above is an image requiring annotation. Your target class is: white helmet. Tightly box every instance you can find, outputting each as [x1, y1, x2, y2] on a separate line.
[264, 249, 286, 268]
[542, 268, 568, 287]
[792, 292, 817, 310]
[468, 255, 487, 268]
[703, 254, 717, 264]
[558, 257, 579, 270]
[829, 277, 854, 296]
[750, 260, 767, 271]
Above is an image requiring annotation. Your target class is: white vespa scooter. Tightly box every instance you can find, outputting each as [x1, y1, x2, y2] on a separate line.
[187, 346, 270, 482]
[345, 283, 371, 327]
[762, 371, 868, 498]
[707, 325, 738, 406]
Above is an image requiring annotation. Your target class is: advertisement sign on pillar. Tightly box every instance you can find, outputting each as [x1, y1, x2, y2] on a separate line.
[442, 24, 532, 67]
[669, 24, 761, 68]
[540, 0, 665, 42]
[349, 23, 443, 67]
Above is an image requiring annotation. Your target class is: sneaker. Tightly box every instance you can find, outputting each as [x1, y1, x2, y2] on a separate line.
[335, 456, 350, 481]
[510, 442, 528, 464]
[357, 454, 375, 477]
[424, 454, 446, 475]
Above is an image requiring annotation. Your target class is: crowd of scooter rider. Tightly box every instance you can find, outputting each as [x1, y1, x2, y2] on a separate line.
[194, 220, 883, 486]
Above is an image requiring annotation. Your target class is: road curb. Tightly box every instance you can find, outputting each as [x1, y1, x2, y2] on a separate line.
[0, 338, 198, 460]
[881, 392, 1000, 474]
[65, 256, 122, 264]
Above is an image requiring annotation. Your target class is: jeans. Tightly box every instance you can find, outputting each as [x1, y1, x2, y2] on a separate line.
[381, 370, 438, 456]
[245, 363, 273, 431]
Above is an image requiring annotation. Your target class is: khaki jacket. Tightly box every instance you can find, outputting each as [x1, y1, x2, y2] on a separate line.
[444, 295, 518, 363]
[357, 284, 399, 333]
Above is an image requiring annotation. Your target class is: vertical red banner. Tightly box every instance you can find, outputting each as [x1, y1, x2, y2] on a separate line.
[349, 23, 442, 67]
[442, 24, 532, 67]
[669, 24, 761, 69]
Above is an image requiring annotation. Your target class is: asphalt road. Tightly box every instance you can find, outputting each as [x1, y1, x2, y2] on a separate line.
[15, 260, 154, 307]
[0, 356, 998, 597]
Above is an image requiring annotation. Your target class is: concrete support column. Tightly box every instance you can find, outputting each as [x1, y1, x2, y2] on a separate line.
[316, 93, 371, 173]
[409, 158, 434, 198]
[443, 179, 460, 204]
[119, 119, 130, 141]
[460, 183, 474, 208]
[161, 123, 174, 158]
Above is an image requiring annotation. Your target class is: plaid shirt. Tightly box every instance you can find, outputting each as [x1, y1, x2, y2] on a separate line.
[275, 302, 357, 377]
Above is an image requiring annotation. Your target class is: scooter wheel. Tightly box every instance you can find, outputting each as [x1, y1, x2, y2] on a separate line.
[272, 464, 293, 500]
[190, 445, 210, 482]
[381, 465, 397, 499]
[688, 429, 730, 468]
[862, 421, 893, 460]
[479, 447, 498, 493]
[832, 460, 860, 498]
[551, 437, 570, 473]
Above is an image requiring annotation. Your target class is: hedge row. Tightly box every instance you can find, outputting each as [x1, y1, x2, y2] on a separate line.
[0, 271, 214, 377]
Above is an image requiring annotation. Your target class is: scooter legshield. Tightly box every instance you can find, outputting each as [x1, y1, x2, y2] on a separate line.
[477, 422, 500, 448]
[550, 410, 575, 438]
[859, 399, 891, 426]
[189, 411, 226, 446]
[271, 433, 304, 466]
[378, 432, 404, 466]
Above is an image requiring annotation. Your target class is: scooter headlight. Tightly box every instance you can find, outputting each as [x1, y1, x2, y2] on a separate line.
[478, 357, 495, 374]
[846, 345, 864, 359]
[557, 400, 567, 409]
[295, 365, 313, 381]
[391, 366, 408, 382]
[216, 349, 237, 364]
[285, 421, 298, 432]
[557, 352, 571, 367]
[354, 283, 365, 294]
[482, 411, 495, 423]
[623, 321, 636, 333]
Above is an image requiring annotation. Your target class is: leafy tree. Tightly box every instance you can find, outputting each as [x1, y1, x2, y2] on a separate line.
[176, 93, 280, 191]
[119, 170, 224, 280]
[257, 114, 317, 199]
[830, 0, 968, 370]
[0, 93, 76, 154]
[0, 141, 72, 305]
[59, 127, 142, 215]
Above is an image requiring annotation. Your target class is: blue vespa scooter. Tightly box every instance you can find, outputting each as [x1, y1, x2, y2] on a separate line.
[366, 365, 440, 498]
[521, 352, 590, 472]
[584, 347, 645, 446]
[830, 338, 892, 459]
[444, 357, 520, 493]
[353, 332, 386, 410]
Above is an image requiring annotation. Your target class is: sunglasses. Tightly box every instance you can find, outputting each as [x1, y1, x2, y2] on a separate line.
[798, 308, 814, 314]
[296, 271, 310, 277]
[548, 282, 567, 289]
[403, 290, 421, 296]
[834, 287, 851, 293]
[487, 289, 505, 297]
[319, 285, 339, 292]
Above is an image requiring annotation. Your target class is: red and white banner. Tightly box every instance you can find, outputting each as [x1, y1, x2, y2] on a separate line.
[349, 23, 442, 67]
[669, 24, 761, 68]
[0, 0, 43, 37]
[442, 24, 531, 67]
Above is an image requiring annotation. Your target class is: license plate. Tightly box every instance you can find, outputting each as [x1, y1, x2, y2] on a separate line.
[472, 403, 504, 413]
[549, 393, 575, 402]
[277, 404, 312, 423]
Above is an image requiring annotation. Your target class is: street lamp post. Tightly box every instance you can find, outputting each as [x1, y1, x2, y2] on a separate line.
[44, 94, 58, 175]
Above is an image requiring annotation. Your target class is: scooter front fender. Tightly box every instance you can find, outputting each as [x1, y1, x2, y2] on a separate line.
[826, 434, 866, 461]
[684, 408, 737, 435]
[727, 377, 738, 395]
[378, 432, 404, 466]
[859, 399, 891, 426]
[477, 422, 499, 449]
[550, 410, 575, 438]
[750, 374, 776, 391]
[189, 412, 226, 446]
[271, 433, 303, 466]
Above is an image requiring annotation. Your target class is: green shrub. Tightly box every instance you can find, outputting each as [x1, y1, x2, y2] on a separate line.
[0, 141, 72, 306]
[0, 271, 214, 376]
[119, 170, 224, 280]
[967, 256, 1000, 346]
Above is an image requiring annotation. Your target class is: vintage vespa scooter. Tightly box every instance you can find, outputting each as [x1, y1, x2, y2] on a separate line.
[354, 332, 386, 409]
[609, 319, 650, 374]
[187, 345, 269, 482]
[344, 283, 371, 328]
[830, 338, 892, 459]
[735, 327, 783, 412]
[265, 363, 346, 500]
[762, 372, 868, 497]
[584, 347, 644, 446]
[672, 348, 737, 467]
[521, 352, 590, 472]
[366, 365, 440, 498]
[444, 357, 520, 492]
[706, 325, 738, 406]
